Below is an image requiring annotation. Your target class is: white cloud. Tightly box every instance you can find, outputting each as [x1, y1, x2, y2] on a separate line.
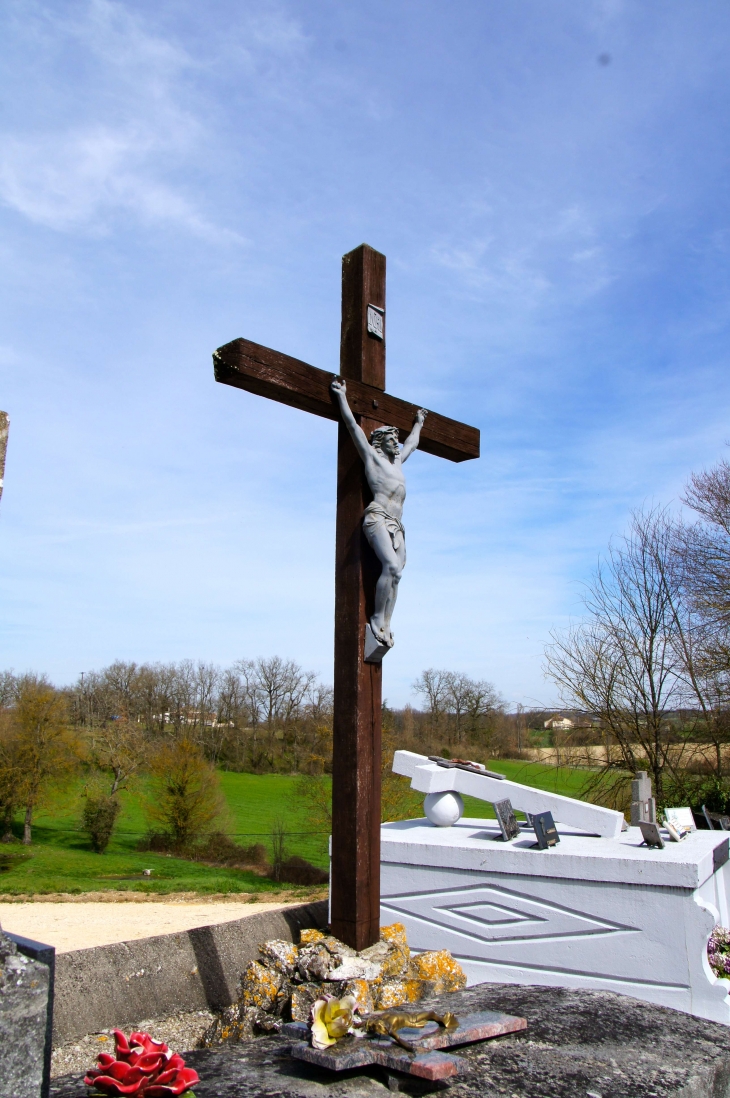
[0, 0, 247, 239]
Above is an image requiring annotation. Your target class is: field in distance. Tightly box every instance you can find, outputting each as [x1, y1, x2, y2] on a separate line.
[0, 761, 587, 897]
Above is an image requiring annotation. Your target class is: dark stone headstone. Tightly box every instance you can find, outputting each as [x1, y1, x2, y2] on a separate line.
[49, 982, 730, 1097]
[0, 928, 51, 1098]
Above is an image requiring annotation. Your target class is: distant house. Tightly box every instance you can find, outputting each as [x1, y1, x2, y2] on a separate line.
[544, 714, 575, 731]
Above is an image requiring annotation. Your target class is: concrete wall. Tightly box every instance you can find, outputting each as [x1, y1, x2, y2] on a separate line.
[53, 900, 327, 1043]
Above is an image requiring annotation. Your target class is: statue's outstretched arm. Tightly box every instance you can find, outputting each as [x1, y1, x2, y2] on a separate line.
[400, 409, 428, 462]
[331, 378, 372, 463]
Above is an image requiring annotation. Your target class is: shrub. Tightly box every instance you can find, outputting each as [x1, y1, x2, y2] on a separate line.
[275, 856, 328, 886]
[81, 793, 121, 853]
[190, 831, 268, 866]
[145, 738, 225, 850]
[270, 817, 288, 882]
[136, 829, 268, 868]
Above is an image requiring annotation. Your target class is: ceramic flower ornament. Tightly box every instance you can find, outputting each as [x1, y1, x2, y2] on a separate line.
[84, 1029, 199, 1096]
[310, 995, 361, 1050]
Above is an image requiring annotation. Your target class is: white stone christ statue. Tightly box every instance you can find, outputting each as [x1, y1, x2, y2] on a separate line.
[331, 377, 427, 649]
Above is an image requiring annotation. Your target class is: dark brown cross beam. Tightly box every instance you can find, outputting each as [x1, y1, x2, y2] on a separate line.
[213, 244, 479, 950]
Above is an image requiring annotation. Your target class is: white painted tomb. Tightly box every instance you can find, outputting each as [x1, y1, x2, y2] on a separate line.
[380, 751, 730, 1024]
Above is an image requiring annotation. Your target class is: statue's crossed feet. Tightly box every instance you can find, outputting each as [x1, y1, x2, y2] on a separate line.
[370, 619, 395, 648]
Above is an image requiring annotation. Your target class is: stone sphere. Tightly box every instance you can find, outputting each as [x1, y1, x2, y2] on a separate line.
[424, 791, 464, 827]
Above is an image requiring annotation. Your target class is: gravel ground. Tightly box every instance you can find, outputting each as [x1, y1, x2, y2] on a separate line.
[51, 1009, 219, 1078]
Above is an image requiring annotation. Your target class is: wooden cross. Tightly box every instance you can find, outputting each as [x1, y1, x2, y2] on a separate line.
[213, 244, 479, 950]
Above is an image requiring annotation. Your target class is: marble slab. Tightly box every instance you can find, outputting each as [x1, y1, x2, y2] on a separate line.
[282, 1009, 526, 1080]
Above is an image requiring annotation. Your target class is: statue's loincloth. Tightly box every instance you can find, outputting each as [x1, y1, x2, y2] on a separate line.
[363, 502, 405, 552]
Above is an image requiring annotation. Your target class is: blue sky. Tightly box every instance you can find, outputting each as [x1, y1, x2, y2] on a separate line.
[2, 0, 730, 708]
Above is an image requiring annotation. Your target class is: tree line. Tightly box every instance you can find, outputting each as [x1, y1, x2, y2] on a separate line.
[0, 657, 508, 851]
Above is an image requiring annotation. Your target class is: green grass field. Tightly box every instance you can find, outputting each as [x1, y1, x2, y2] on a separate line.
[0, 761, 590, 897]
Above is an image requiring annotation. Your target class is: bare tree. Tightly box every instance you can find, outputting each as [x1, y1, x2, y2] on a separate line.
[0, 672, 16, 709]
[413, 668, 502, 750]
[412, 669, 451, 741]
[544, 508, 695, 803]
[90, 718, 146, 795]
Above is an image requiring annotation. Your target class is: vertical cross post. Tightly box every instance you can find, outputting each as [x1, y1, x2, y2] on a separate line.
[330, 245, 386, 950]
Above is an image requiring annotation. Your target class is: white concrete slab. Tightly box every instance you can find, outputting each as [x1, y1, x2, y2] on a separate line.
[381, 817, 727, 889]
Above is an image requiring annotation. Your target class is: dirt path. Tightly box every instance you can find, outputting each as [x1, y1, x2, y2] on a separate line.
[0, 897, 308, 952]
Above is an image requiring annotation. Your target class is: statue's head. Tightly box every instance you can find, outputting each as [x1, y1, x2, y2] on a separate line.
[370, 426, 400, 455]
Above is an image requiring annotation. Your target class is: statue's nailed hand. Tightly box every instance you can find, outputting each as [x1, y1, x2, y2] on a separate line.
[331, 377, 346, 395]
[416, 408, 428, 426]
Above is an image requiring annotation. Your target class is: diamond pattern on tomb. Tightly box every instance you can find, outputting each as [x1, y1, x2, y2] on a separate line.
[382, 883, 634, 945]
[446, 901, 535, 927]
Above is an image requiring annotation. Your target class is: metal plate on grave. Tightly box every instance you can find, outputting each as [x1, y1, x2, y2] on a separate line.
[532, 810, 560, 849]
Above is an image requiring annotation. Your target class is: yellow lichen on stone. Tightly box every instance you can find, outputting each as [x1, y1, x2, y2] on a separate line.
[342, 978, 374, 1014]
[408, 950, 466, 991]
[299, 929, 325, 945]
[381, 944, 410, 978]
[291, 983, 320, 1021]
[259, 939, 299, 975]
[401, 978, 428, 1003]
[374, 979, 411, 1010]
[241, 960, 282, 1010]
[380, 923, 409, 950]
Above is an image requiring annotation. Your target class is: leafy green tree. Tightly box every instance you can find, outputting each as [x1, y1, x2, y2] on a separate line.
[145, 738, 225, 849]
[7, 675, 77, 844]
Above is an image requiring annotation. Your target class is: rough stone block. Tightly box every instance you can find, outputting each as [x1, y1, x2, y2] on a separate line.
[298, 929, 325, 946]
[408, 949, 467, 991]
[241, 960, 282, 1010]
[341, 978, 374, 1014]
[290, 983, 320, 1022]
[374, 979, 410, 1009]
[259, 939, 298, 977]
[380, 922, 409, 950]
[361, 937, 409, 978]
[296, 943, 333, 982]
[0, 929, 50, 1098]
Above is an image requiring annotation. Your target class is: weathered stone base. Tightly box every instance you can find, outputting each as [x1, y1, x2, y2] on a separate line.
[50, 982, 730, 1097]
[204, 922, 466, 1044]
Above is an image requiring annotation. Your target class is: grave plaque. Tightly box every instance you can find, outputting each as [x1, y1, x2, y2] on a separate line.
[631, 770, 657, 826]
[532, 811, 559, 849]
[494, 798, 520, 841]
[664, 820, 686, 843]
[639, 821, 665, 849]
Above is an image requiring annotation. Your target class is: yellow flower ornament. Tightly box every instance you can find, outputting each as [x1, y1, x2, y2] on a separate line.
[310, 996, 361, 1050]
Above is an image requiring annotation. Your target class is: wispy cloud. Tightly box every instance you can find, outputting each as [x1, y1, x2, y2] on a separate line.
[0, 0, 250, 239]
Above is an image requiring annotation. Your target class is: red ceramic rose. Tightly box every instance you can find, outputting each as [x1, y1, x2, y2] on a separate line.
[84, 1029, 199, 1096]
